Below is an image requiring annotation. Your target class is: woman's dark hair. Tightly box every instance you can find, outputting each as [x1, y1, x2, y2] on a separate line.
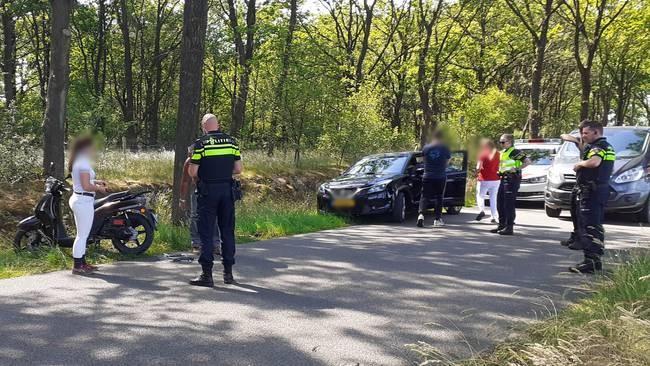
[68, 136, 94, 175]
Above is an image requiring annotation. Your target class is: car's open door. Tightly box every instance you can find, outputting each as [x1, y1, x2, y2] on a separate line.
[443, 150, 468, 208]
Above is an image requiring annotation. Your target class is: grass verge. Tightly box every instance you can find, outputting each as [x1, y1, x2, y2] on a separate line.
[407, 255, 650, 366]
[0, 202, 347, 279]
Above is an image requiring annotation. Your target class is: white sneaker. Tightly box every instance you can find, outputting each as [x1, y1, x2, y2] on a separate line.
[433, 219, 445, 227]
[417, 214, 424, 227]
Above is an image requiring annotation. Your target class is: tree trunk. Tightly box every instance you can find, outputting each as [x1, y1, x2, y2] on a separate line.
[2, 1, 17, 108]
[171, 0, 209, 224]
[268, 0, 297, 155]
[579, 68, 591, 121]
[42, 0, 73, 179]
[527, 37, 546, 138]
[118, 0, 136, 148]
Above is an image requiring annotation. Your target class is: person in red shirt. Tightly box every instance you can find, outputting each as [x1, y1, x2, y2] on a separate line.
[475, 138, 500, 222]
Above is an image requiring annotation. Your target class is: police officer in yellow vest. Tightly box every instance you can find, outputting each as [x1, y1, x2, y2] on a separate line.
[490, 134, 530, 235]
[188, 114, 243, 287]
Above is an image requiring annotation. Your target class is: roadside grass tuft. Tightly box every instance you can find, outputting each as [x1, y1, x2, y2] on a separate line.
[407, 254, 650, 366]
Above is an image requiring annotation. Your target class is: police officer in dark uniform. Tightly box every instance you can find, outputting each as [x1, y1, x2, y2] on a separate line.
[558, 132, 585, 248]
[490, 134, 530, 235]
[188, 114, 242, 286]
[567, 120, 615, 274]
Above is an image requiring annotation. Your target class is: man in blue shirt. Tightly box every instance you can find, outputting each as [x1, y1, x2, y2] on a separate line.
[417, 130, 451, 228]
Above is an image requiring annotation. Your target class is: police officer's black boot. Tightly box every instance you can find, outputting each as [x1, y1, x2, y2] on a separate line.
[490, 225, 505, 233]
[561, 233, 578, 247]
[498, 225, 513, 235]
[223, 265, 236, 284]
[569, 256, 602, 274]
[189, 269, 214, 287]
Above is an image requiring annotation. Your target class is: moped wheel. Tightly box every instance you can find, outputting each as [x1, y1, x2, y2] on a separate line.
[111, 213, 154, 255]
[14, 229, 49, 251]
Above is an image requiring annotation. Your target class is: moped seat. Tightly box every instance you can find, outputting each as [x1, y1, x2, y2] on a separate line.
[94, 191, 130, 208]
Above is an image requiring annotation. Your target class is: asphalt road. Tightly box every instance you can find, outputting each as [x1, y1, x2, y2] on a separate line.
[1, 206, 648, 366]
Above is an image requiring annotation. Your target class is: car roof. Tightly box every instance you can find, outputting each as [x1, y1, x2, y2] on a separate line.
[363, 151, 415, 159]
[569, 126, 650, 134]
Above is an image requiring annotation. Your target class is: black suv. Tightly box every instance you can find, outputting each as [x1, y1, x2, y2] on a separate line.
[317, 151, 468, 222]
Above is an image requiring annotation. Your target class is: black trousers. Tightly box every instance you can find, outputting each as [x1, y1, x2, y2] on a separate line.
[497, 174, 520, 228]
[568, 186, 580, 240]
[197, 182, 236, 272]
[577, 186, 607, 258]
[419, 178, 446, 220]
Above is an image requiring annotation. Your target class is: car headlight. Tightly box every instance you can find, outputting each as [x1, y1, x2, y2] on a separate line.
[614, 166, 644, 184]
[367, 184, 387, 194]
[526, 176, 547, 184]
[548, 170, 562, 184]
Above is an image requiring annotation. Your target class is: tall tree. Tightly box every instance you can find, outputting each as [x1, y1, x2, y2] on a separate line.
[505, 0, 561, 138]
[1, 0, 17, 108]
[42, 0, 73, 179]
[267, 0, 298, 155]
[116, 0, 137, 147]
[562, 0, 629, 121]
[225, 0, 257, 138]
[171, 0, 209, 223]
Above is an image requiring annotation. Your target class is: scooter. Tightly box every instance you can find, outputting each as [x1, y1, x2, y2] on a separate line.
[14, 174, 158, 255]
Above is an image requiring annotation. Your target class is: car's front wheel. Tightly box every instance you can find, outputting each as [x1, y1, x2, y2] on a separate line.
[391, 192, 406, 223]
[545, 205, 561, 218]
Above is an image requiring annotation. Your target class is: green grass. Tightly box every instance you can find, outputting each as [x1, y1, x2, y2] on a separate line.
[0, 201, 347, 279]
[408, 255, 650, 366]
[97, 149, 341, 183]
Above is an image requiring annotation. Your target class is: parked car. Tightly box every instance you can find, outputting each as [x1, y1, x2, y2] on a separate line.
[317, 151, 467, 222]
[514, 138, 562, 201]
[545, 126, 650, 222]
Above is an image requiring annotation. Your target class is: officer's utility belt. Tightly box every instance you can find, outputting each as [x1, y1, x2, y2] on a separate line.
[200, 178, 233, 184]
[498, 170, 521, 178]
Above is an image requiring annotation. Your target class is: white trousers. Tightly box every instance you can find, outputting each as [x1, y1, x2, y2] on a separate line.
[476, 180, 500, 219]
[69, 194, 95, 259]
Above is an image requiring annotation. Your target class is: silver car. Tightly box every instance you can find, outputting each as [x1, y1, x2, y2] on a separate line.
[544, 126, 650, 222]
[514, 139, 562, 201]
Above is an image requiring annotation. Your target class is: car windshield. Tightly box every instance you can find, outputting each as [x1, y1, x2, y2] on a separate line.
[517, 147, 556, 165]
[557, 129, 649, 161]
[345, 156, 409, 176]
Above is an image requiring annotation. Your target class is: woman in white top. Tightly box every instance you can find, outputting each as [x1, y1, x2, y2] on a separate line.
[68, 136, 108, 275]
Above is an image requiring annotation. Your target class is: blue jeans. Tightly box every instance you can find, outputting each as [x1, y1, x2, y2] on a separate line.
[190, 190, 220, 248]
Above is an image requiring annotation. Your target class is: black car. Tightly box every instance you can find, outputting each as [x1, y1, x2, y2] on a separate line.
[317, 151, 468, 222]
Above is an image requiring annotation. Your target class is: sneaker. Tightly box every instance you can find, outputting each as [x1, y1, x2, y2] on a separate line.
[189, 272, 214, 287]
[475, 211, 485, 221]
[498, 227, 513, 235]
[433, 219, 445, 227]
[72, 263, 96, 275]
[569, 258, 602, 274]
[490, 219, 497, 224]
[416, 214, 424, 228]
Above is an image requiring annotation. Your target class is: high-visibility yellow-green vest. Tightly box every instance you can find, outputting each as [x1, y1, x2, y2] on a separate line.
[499, 147, 523, 173]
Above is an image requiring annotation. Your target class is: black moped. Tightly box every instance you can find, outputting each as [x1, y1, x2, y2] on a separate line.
[14, 175, 158, 255]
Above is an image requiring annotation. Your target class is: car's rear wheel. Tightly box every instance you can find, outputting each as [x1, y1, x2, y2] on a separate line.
[445, 206, 462, 215]
[545, 205, 561, 218]
[391, 192, 406, 223]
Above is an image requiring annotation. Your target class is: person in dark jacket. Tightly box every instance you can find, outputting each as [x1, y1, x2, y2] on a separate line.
[417, 130, 451, 228]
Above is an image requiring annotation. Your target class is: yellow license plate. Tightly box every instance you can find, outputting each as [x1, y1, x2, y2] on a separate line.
[332, 198, 355, 209]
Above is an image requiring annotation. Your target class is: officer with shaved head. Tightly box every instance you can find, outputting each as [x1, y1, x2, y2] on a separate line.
[187, 114, 243, 286]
